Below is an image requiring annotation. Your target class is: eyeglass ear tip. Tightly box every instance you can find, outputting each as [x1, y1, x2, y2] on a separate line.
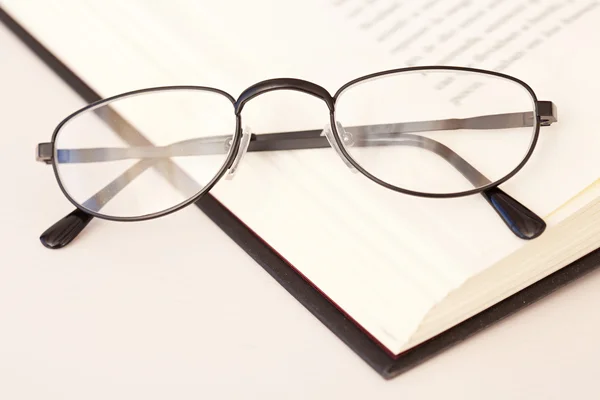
[40, 234, 68, 249]
[39, 209, 93, 249]
[514, 218, 546, 240]
[482, 187, 546, 240]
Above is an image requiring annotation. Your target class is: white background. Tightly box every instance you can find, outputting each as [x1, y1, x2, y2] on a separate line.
[1, 18, 600, 400]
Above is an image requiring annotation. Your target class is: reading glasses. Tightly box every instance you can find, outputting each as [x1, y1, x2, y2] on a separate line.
[36, 66, 557, 249]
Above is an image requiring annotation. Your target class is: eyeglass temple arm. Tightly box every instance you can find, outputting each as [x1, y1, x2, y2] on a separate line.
[349, 134, 546, 240]
[39, 156, 202, 249]
[46, 107, 557, 164]
[40, 103, 556, 248]
[37, 102, 557, 165]
[40, 130, 545, 249]
[51, 113, 528, 164]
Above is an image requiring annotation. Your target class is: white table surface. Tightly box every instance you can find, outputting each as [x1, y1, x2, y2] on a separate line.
[1, 20, 599, 400]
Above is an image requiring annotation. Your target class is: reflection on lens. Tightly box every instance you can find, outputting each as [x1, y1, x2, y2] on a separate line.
[334, 69, 537, 195]
[54, 88, 236, 218]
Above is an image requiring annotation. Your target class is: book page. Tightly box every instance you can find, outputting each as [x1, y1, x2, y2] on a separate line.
[4, 0, 598, 354]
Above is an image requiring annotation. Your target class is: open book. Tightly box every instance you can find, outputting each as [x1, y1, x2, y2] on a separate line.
[5, 0, 599, 369]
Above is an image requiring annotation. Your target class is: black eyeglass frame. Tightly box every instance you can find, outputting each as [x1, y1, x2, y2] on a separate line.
[37, 65, 557, 247]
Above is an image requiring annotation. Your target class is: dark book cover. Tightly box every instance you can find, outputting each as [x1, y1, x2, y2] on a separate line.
[3, 6, 598, 379]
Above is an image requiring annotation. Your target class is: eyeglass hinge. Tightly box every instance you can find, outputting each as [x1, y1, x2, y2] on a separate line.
[36, 142, 53, 164]
[538, 100, 558, 126]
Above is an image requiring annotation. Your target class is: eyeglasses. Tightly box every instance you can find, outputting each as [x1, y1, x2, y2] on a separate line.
[36, 66, 557, 249]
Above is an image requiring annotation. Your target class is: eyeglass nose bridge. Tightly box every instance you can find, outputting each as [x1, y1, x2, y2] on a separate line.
[234, 78, 335, 115]
[232, 78, 361, 174]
